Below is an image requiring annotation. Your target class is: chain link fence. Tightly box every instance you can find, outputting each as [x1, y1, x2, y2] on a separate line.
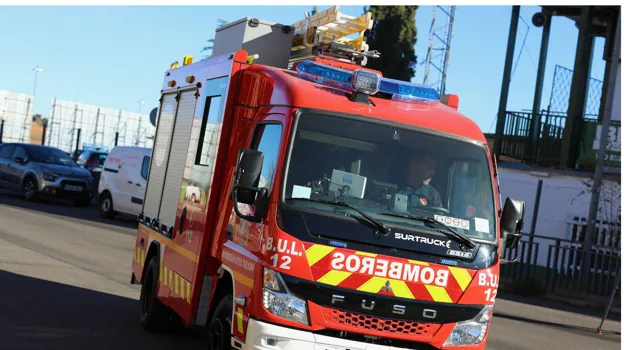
[548, 65, 603, 119]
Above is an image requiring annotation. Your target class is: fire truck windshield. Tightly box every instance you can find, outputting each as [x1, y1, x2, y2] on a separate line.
[282, 111, 497, 242]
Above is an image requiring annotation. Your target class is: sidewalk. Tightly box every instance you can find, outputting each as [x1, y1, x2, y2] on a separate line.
[485, 291, 621, 350]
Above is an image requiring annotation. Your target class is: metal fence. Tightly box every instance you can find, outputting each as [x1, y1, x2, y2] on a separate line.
[549, 64, 603, 118]
[502, 235, 621, 301]
[500, 177, 621, 304]
[0, 91, 32, 144]
[46, 98, 155, 153]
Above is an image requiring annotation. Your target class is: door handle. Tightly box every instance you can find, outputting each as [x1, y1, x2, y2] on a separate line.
[135, 183, 141, 187]
[128, 180, 133, 184]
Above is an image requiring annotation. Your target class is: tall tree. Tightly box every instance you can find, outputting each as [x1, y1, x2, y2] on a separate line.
[363, 6, 418, 81]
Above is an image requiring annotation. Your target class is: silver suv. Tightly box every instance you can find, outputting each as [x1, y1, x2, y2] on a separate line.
[0, 143, 94, 206]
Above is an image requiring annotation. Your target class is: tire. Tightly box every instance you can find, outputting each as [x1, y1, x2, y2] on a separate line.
[139, 257, 171, 331]
[23, 177, 38, 202]
[99, 192, 116, 219]
[209, 294, 233, 350]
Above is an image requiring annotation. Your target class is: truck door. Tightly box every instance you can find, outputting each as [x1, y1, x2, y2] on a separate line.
[161, 76, 230, 321]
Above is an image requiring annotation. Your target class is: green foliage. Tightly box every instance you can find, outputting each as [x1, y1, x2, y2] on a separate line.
[363, 6, 418, 81]
[309, 6, 318, 16]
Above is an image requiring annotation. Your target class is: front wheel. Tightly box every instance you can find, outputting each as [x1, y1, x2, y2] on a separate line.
[23, 177, 38, 201]
[139, 257, 171, 331]
[209, 294, 233, 350]
[99, 192, 116, 219]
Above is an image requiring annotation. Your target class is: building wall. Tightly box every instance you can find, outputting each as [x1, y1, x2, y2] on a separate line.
[498, 165, 620, 266]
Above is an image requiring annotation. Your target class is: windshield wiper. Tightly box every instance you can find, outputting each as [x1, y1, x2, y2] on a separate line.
[286, 198, 390, 236]
[377, 212, 476, 248]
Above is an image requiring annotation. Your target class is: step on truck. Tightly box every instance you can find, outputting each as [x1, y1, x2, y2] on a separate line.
[131, 6, 526, 350]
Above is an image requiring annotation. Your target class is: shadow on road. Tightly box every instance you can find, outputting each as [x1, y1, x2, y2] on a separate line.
[497, 291, 620, 322]
[0, 188, 138, 233]
[0, 270, 206, 350]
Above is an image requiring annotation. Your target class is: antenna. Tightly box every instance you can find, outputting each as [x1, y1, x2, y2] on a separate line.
[422, 6, 456, 95]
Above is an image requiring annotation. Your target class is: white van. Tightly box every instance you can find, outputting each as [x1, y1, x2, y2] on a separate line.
[98, 146, 151, 219]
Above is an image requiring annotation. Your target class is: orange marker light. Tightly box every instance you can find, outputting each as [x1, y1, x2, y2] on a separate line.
[185, 76, 195, 84]
[167, 80, 177, 87]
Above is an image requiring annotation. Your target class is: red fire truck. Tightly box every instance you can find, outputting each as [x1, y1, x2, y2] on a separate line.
[130, 7, 525, 350]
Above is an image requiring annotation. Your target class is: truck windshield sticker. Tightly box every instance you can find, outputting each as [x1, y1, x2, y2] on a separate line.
[474, 217, 490, 234]
[434, 215, 470, 230]
[291, 185, 311, 199]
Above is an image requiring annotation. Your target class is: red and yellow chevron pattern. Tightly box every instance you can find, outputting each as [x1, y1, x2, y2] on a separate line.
[304, 243, 476, 303]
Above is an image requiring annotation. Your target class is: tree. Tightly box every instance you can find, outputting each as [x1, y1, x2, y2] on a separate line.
[308, 6, 318, 17]
[363, 6, 418, 81]
[201, 19, 230, 59]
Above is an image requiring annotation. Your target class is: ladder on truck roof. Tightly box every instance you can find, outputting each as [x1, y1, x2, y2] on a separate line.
[289, 6, 379, 66]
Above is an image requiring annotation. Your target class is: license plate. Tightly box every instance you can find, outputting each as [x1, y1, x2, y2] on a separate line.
[65, 185, 83, 192]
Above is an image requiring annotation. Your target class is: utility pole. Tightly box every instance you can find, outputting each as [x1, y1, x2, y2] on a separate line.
[581, 11, 620, 286]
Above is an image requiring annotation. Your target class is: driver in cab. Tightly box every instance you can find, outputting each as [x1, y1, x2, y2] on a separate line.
[398, 152, 442, 209]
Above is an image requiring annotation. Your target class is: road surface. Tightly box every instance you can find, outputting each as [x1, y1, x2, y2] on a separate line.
[0, 190, 620, 350]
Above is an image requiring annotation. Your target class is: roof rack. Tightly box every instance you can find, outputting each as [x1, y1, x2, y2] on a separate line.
[289, 6, 379, 66]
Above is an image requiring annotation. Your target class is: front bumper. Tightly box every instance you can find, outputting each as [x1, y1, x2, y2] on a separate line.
[240, 319, 485, 350]
[40, 177, 93, 199]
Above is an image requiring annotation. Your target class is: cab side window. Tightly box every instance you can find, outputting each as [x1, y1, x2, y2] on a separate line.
[250, 123, 283, 192]
[141, 156, 150, 180]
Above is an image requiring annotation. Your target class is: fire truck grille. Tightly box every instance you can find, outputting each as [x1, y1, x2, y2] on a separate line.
[322, 308, 441, 338]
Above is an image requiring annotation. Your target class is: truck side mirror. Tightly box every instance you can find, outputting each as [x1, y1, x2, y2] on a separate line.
[231, 148, 266, 223]
[500, 197, 525, 263]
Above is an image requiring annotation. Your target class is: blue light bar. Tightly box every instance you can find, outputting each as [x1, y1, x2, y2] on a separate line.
[379, 77, 441, 101]
[295, 60, 441, 102]
[295, 60, 352, 90]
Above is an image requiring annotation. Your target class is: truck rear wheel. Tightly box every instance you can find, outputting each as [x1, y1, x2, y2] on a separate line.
[209, 294, 233, 350]
[140, 257, 171, 331]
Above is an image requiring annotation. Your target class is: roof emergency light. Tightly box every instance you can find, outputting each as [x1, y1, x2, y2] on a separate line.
[352, 70, 380, 95]
[295, 60, 440, 103]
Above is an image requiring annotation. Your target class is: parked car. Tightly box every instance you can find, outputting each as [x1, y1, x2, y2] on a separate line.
[98, 146, 151, 218]
[76, 149, 108, 173]
[0, 143, 94, 206]
[70, 149, 85, 162]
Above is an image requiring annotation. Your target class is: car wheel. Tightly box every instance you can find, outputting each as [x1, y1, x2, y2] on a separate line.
[100, 192, 116, 219]
[23, 177, 38, 201]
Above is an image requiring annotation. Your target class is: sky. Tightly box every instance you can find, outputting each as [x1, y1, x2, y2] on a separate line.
[0, 5, 608, 133]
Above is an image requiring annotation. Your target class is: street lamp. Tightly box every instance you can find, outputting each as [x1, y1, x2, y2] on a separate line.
[33, 65, 43, 103]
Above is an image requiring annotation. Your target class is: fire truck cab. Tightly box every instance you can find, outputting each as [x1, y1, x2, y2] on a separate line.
[131, 7, 526, 350]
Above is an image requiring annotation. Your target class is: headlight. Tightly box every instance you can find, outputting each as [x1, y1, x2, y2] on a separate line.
[262, 268, 309, 325]
[443, 305, 493, 347]
[43, 169, 58, 181]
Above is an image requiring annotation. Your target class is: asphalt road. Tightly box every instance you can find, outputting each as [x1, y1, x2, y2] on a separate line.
[0, 189, 620, 350]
